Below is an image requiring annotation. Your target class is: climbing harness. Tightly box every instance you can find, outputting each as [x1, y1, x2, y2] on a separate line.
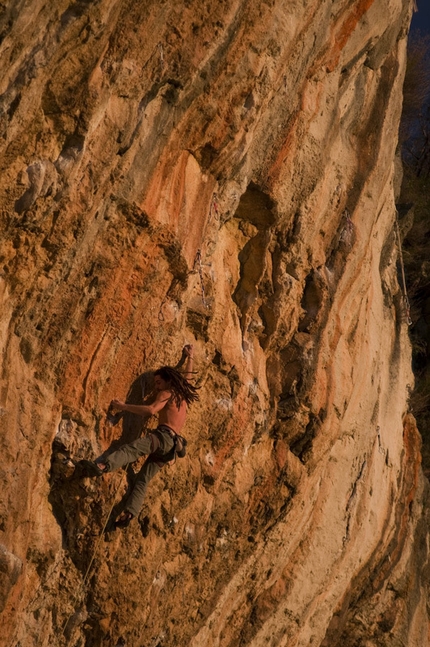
[394, 213, 413, 326]
[166, 430, 188, 465]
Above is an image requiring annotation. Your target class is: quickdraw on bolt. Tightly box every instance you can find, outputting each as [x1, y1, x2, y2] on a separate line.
[210, 193, 220, 221]
[193, 249, 209, 309]
[158, 43, 164, 66]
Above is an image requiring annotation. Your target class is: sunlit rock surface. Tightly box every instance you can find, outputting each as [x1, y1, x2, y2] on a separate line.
[1, 0, 429, 645]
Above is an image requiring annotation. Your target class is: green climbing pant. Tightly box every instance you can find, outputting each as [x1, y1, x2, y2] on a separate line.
[103, 426, 175, 517]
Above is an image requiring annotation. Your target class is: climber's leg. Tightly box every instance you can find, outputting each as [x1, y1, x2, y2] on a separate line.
[122, 457, 163, 518]
[102, 435, 155, 471]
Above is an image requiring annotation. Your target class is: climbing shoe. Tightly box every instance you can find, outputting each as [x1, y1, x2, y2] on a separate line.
[115, 511, 134, 528]
[78, 460, 107, 477]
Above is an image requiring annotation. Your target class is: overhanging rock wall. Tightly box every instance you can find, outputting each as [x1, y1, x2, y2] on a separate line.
[1, 0, 429, 646]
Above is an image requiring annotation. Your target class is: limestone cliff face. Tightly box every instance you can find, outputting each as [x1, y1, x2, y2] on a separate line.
[1, 0, 428, 646]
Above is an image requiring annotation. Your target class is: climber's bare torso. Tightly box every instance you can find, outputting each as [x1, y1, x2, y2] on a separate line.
[153, 386, 187, 434]
[89, 346, 195, 521]
[107, 345, 194, 442]
[110, 375, 187, 435]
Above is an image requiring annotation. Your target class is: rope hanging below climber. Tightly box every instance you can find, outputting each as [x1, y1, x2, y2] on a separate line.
[62, 345, 198, 640]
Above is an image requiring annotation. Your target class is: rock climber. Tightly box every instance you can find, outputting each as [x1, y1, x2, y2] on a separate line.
[81, 345, 198, 527]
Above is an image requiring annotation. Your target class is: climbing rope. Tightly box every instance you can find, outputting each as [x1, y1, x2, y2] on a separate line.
[61, 468, 130, 641]
[394, 213, 413, 326]
[62, 380, 149, 641]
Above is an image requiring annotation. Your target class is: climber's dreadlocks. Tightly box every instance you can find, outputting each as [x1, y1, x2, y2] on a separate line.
[154, 366, 199, 408]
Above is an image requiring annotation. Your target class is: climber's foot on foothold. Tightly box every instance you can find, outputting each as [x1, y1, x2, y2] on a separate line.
[78, 460, 108, 477]
[115, 511, 134, 528]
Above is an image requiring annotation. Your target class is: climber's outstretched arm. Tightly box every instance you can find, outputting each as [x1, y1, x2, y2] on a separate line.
[111, 390, 170, 417]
